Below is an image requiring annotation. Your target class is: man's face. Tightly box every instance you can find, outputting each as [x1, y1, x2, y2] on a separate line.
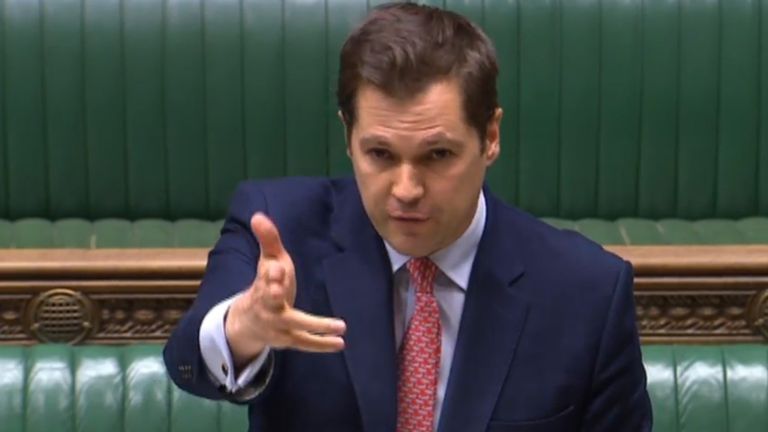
[345, 79, 501, 257]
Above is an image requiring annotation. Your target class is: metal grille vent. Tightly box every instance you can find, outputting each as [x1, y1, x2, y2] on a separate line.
[27, 289, 94, 344]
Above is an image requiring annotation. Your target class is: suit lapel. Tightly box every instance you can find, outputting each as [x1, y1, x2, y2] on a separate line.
[437, 192, 529, 432]
[323, 182, 398, 432]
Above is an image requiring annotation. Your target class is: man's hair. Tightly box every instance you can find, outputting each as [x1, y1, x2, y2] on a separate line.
[337, 2, 499, 144]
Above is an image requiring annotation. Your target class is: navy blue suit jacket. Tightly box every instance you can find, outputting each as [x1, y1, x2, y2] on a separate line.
[164, 177, 652, 432]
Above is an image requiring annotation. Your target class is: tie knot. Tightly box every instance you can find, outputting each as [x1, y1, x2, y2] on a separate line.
[407, 257, 438, 294]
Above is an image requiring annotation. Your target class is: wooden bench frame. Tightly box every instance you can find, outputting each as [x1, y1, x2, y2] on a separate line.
[0, 246, 767, 345]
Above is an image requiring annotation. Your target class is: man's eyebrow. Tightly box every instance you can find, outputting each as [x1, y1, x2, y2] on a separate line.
[359, 135, 391, 147]
[359, 132, 461, 146]
[420, 132, 461, 146]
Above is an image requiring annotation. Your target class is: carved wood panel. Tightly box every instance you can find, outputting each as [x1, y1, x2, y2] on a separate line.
[0, 247, 766, 345]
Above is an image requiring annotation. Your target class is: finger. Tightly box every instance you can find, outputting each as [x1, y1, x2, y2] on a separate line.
[276, 309, 347, 336]
[287, 331, 345, 353]
[251, 213, 286, 259]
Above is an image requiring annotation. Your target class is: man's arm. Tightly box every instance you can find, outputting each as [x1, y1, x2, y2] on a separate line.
[163, 182, 346, 402]
[163, 183, 268, 400]
[198, 293, 272, 399]
[581, 261, 653, 431]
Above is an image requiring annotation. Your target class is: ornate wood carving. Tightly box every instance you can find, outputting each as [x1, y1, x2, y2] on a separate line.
[748, 289, 768, 341]
[0, 295, 31, 342]
[0, 247, 766, 345]
[92, 295, 194, 343]
[635, 290, 761, 343]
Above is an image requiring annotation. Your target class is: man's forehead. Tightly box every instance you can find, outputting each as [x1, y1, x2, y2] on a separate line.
[356, 79, 462, 107]
[358, 131, 463, 146]
[354, 81, 465, 125]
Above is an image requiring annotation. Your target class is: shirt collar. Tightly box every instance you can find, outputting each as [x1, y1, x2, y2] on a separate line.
[384, 191, 486, 291]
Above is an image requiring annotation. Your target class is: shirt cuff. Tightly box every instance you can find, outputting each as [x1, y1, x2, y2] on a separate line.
[199, 293, 272, 393]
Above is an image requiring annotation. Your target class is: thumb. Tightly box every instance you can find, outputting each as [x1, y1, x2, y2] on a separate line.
[251, 213, 286, 259]
[261, 261, 288, 311]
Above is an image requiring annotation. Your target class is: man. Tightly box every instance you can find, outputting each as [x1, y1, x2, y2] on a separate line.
[164, 3, 652, 431]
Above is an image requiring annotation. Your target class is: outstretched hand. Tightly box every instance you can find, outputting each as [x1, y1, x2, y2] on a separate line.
[225, 213, 346, 368]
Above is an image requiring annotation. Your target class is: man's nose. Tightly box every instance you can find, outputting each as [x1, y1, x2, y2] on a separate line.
[392, 164, 424, 204]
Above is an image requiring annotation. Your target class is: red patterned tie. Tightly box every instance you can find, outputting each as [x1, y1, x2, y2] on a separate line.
[397, 257, 441, 432]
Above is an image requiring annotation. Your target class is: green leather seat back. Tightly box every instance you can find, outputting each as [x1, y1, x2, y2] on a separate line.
[0, 0, 766, 221]
[644, 345, 768, 432]
[0, 345, 248, 432]
[1, 217, 767, 248]
[1, 344, 767, 431]
[542, 216, 768, 245]
[0, 218, 224, 248]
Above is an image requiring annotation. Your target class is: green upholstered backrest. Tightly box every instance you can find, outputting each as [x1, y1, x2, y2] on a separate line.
[644, 345, 768, 432]
[0, 218, 224, 248]
[1, 0, 766, 221]
[0, 344, 766, 431]
[1, 216, 768, 248]
[0, 344, 248, 432]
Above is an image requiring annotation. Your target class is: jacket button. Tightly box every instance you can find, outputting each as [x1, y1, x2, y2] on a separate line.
[221, 363, 229, 376]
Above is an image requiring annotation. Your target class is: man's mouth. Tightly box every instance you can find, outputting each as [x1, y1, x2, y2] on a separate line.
[389, 213, 429, 222]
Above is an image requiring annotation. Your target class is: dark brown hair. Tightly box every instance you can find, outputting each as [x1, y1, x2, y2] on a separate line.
[337, 2, 499, 144]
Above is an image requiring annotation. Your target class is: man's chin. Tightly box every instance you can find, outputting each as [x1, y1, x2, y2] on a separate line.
[383, 233, 436, 258]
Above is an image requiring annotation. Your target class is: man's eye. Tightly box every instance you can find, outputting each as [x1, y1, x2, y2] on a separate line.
[430, 149, 453, 160]
[368, 148, 392, 160]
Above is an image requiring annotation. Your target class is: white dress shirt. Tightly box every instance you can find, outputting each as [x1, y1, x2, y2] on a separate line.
[199, 191, 487, 427]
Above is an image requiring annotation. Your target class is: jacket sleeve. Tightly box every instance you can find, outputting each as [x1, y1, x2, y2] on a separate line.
[163, 182, 274, 402]
[581, 261, 653, 431]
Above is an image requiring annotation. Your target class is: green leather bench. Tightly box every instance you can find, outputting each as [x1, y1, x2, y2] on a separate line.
[0, 345, 248, 432]
[0, 0, 765, 247]
[1, 344, 767, 431]
[0, 217, 767, 248]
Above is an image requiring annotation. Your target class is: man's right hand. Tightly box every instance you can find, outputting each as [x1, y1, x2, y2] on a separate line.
[225, 213, 347, 369]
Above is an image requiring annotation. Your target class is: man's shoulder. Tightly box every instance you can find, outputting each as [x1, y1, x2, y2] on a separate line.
[492, 197, 628, 294]
[235, 176, 354, 200]
[227, 176, 357, 239]
[230, 176, 354, 213]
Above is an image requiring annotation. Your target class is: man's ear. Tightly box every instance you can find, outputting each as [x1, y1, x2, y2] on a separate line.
[484, 108, 502, 165]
